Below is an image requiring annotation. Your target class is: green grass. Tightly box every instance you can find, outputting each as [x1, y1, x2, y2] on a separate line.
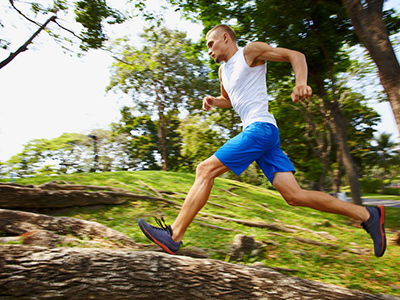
[3, 171, 400, 297]
[362, 193, 400, 201]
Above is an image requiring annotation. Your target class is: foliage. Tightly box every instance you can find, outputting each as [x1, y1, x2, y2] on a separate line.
[111, 107, 160, 171]
[269, 79, 379, 190]
[107, 25, 218, 170]
[177, 115, 227, 172]
[381, 187, 400, 196]
[359, 177, 383, 194]
[6, 133, 89, 176]
[107, 26, 213, 113]
[362, 132, 400, 183]
[74, 0, 125, 50]
[3, 129, 137, 176]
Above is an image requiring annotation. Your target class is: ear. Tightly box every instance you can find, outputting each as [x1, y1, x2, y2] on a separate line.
[223, 32, 229, 43]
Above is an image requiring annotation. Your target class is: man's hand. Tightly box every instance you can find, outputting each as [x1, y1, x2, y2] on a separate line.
[291, 84, 312, 103]
[202, 96, 215, 111]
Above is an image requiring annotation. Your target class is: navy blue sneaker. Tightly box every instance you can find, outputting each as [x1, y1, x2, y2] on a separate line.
[138, 218, 182, 255]
[361, 205, 386, 257]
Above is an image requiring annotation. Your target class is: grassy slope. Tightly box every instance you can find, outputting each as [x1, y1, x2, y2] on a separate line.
[4, 171, 400, 297]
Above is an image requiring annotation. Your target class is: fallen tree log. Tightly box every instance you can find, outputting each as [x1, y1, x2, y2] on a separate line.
[0, 245, 397, 300]
[0, 209, 140, 249]
[0, 184, 179, 208]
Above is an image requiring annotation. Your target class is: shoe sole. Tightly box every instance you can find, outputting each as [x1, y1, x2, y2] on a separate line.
[376, 204, 386, 257]
[138, 219, 177, 255]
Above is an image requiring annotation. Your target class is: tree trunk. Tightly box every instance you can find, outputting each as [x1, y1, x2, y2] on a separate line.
[333, 147, 344, 196]
[326, 67, 363, 205]
[157, 96, 168, 171]
[342, 0, 400, 136]
[0, 245, 396, 300]
[300, 100, 333, 191]
[324, 97, 362, 205]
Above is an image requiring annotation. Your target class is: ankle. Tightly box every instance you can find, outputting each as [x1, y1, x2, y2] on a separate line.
[171, 225, 182, 243]
[362, 207, 371, 222]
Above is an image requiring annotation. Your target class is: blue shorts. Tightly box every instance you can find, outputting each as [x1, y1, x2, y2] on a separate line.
[214, 122, 295, 183]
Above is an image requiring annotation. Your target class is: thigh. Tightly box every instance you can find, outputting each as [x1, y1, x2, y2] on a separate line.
[256, 143, 296, 184]
[273, 172, 302, 194]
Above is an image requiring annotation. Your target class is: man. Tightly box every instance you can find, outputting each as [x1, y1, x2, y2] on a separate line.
[138, 24, 386, 257]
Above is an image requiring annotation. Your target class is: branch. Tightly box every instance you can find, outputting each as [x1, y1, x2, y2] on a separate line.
[199, 212, 297, 233]
[9, 0, 41, 27]
[53, 19, 80, 39]
[0, 14, 57, 69]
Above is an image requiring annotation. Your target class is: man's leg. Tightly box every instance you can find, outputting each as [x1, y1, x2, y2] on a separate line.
[273, 172, 370, 221]
[273, 171, 386, 257]
[171, 155, 230, 242]
[138, 155, 230, 254]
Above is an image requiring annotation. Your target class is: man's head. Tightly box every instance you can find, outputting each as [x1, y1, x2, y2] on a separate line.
[206, 25, 237, 63]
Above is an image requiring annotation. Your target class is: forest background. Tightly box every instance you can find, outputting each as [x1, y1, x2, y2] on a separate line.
[0, 0, 399, 202]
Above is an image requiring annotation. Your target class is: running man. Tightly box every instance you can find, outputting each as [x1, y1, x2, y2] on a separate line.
[138, 24, 386, 257]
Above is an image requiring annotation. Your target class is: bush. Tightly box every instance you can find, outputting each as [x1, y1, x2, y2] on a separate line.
[359, 178, 383, 194]
[381, 187, 400, 195]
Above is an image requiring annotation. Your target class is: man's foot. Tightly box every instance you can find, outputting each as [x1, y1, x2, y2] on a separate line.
[138, 218, 182, 255]
[361, 205, 386, 257]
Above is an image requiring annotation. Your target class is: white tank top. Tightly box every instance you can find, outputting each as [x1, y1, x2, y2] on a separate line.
[221, 47, 277, 129]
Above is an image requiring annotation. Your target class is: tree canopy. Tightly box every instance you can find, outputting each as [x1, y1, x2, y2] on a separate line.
[107, 25, 218, 171]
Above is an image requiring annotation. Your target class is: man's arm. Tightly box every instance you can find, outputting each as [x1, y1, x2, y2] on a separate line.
[244, 42, 312, 102]
[202, 66, 232, 111]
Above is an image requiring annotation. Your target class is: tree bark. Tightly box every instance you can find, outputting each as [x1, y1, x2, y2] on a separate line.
[342, 0, 400, 136]
[0, 183, 179, 208]
[0, 245, 397, 300]
[0, 209, 140, 249]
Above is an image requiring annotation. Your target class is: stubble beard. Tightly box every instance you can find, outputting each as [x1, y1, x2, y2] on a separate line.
[214, 54, 226, 64]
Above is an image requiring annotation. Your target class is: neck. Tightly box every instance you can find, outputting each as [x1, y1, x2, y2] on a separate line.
[224, 46, 239, 63]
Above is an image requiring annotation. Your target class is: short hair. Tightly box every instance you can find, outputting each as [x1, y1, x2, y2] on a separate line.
[206, 24, 237, 42]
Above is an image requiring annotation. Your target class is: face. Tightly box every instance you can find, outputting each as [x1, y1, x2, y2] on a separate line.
[206, 31, 227, 63]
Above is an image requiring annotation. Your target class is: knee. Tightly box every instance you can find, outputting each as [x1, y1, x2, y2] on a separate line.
[196, 160, 219, 179]
[196, 160, 213, 178]
[282, 191, 306, 207]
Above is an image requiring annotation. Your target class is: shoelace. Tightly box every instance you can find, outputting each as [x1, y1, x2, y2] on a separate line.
[153, 217, 173, 235]
[153, 217, 182, 245]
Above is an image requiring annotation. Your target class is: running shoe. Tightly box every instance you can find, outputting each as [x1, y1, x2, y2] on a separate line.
[361, 205, 386, 257]
[138, 218, 182, 255]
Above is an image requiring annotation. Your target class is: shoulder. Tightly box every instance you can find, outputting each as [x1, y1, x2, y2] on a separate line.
[243, 42, 272, 55]
[243, 42, 271, 67]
